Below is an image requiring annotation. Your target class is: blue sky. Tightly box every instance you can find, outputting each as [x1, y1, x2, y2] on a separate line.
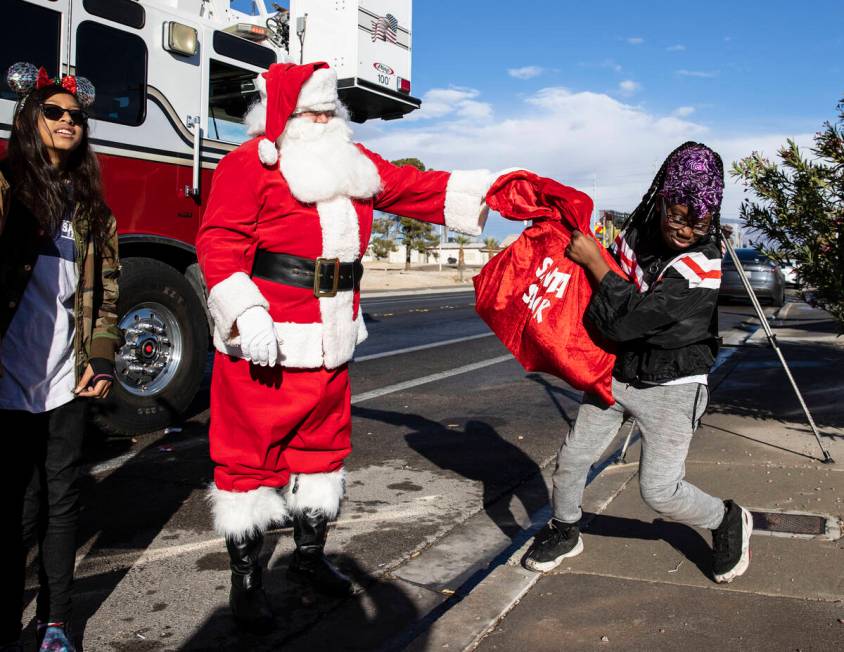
[234, 1, 843, 240]
[356, 0, 844, 240]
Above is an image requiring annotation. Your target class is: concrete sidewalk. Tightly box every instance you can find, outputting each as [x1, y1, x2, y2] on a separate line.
[412, 301, 844, 651]
[360, 267, 477, 294]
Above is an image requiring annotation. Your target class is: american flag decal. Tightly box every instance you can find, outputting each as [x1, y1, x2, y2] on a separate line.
[372, 13, 399, 43]
[612, 232, 649, 293]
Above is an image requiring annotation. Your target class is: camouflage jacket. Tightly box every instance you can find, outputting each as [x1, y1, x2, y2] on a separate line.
[0, 168, 121, 382]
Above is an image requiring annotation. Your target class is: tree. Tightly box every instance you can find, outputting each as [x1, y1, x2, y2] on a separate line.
[483, 237, 500, 261]
[731, 96, 844, 325]
[391, 158, 441, 270]
[454, 234, 471, 281]
[370, 216, 398, 260]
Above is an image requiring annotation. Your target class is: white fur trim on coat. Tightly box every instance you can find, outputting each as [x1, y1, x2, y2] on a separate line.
[207, 484, 289, 540]
[444, 169, 493, 236]
[283, 469, 346, 519]
[295, 68, 338, 113]
[211, 312, 368, 368]
[317, 197, 361, 262]
[207, 272, 270, 343]
[317, 196, 361, 368]
[320, 290, 357, 369]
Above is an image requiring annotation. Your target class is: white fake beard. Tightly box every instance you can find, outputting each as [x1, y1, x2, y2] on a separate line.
[278, 116, 381, 203]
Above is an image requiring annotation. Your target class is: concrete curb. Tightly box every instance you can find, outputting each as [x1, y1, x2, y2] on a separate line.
[406, 562, 541, 652]
[410, 466, 640, 652]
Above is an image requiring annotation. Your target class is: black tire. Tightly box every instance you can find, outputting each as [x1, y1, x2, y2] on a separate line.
[93, 257, 209, 435]
[772, 286, 785, 308]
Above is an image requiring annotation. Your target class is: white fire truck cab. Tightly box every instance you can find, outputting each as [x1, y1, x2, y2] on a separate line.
[0, 0, 420, 434]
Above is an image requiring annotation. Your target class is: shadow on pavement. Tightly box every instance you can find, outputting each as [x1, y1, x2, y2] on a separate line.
[180, 555, 426, 652]
[525, 373, 579, 429]
[352, 406, 550, 541]
[706, 340, 844, 435]
[581, 512, 712, 577]
[703, 424, 820, 461]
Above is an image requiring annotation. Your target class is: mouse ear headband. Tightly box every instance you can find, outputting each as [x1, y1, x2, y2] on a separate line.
[6, 62, 95, 108]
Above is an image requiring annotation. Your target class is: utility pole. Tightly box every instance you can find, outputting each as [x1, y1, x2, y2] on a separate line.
[438, 224, 445, 271]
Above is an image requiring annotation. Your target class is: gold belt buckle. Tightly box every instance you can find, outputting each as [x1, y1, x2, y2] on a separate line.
[314, 257, 341, 298]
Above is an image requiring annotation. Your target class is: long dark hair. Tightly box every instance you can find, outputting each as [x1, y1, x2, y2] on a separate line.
[6, 85, 112, 249]
[622, 140, 724, 248]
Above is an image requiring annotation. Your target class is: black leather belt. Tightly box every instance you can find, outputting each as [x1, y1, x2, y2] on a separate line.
[252, 249, 363, 298]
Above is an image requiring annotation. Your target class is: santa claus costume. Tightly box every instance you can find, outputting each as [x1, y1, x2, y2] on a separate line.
[196, 62, 500, 631]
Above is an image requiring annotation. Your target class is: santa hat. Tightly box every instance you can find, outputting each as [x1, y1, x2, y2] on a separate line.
[251, 62, 338, 167]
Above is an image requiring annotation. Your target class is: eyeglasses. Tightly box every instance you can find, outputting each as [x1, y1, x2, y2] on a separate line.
[293, 110, 336, 119]
[40, 103, 88, 124]
[661, 199, 711, 237]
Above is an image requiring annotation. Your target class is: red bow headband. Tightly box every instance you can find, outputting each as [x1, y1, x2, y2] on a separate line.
[6, 62, 95, 108]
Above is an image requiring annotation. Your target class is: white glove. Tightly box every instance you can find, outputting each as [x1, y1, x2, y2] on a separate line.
[236, 306, 279, 367]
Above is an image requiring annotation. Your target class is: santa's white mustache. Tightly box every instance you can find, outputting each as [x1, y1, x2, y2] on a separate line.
[281, 116, 353, 143]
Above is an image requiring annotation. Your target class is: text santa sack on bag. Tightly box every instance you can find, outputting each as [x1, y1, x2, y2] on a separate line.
[473, 170, 627, 406]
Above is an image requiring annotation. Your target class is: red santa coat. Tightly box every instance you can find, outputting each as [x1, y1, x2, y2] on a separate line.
[196, 138, 491, 536]
[199, 138, 488, 368]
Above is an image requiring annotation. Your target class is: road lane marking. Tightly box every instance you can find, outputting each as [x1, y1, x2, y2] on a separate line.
[86, 436, 207, 476]
[69, 497, 448, 578]
[355, 332, 494, 362]
[351, 354, 513, 404]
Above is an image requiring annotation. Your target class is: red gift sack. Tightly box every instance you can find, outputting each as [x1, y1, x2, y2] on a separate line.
[473, 171, 625, 405]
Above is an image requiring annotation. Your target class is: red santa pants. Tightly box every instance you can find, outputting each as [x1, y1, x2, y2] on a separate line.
[209, 352, 352, 493]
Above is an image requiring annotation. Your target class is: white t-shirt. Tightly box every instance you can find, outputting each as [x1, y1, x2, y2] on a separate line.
[0, 217, 79, 412]
[653, 374, 708, 386]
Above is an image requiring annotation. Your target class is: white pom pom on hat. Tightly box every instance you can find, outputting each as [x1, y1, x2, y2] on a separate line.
[258, 137, 279, 166]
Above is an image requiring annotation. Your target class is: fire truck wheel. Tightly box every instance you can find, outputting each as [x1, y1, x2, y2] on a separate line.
[93, 257, 209, 435]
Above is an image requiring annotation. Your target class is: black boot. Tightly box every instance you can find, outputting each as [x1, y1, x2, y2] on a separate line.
[226, 533, 274, 634]
[287, 510, 354, 597]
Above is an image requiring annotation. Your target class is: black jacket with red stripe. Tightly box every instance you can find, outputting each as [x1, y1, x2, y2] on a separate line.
[586, 226, 721, 384]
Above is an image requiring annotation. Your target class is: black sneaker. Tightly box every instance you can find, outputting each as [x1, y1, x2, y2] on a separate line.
[523, 519, 583, 572]
[712, 500, 753, 583]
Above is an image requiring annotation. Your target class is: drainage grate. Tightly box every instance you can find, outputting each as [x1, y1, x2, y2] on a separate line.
[751, 511, 828, 536]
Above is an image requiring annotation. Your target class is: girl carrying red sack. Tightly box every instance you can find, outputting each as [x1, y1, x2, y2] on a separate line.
[523, 142, 753, 584]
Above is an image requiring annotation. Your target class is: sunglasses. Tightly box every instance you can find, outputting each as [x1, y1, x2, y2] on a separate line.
[40, 103, 88, 124]
[660, 199, 711, 237]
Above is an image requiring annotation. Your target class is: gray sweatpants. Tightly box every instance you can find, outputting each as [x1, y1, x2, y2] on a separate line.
[552, 378, 725, 530]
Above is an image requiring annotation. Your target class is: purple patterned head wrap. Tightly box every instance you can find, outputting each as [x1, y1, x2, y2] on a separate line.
[658, 145, 723, 220]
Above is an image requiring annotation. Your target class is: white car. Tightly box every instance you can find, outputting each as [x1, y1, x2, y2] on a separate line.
[781, 261, 799, 287]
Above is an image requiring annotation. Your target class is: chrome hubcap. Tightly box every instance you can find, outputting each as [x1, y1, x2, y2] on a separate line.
[115, 302, 183, 396]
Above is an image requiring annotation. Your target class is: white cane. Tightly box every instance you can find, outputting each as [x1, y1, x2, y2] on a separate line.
[724, 238, 834, 464]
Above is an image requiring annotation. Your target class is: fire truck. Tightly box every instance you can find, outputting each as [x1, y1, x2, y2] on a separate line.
[0, 0, 420, 434]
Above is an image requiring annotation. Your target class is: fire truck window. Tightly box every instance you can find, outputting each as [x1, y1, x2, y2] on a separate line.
[76, 21, 147, 126]
[208, 60, 259, 144]
[0, 0, 61, 103]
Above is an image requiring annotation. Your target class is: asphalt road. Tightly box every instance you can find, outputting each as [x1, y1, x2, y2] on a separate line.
[25, 290, 778, 650]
